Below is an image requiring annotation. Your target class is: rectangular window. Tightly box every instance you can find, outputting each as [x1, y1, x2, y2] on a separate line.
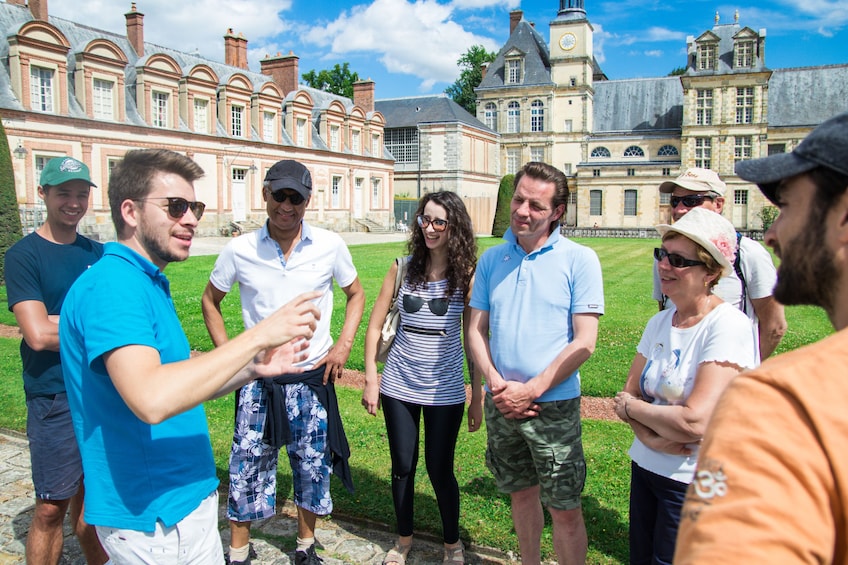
[530, 146, 544, 163]
[627, 168, 635, 177]
[484, 105, 497, 131]
[734, 136, 753, 162]
[30, 66, 54, 112]
[297, 118, 307, 147]
[193, 99, 208, 133]
[563, 163, 572, 175]
[506, 148, 520, 175]
[589, 190, 603, 216]
[231, 105, 243, 137]
[330, 125, 340, 151]
[352, 130, 361, 154]
[506, 59, 521, 84]
[372, 135, 380, 156]
[735, 41, 754, 68]
[564, 119, 573, 133]
[768, 143, 786, 155]
[92, 78, 114, 120]
[659, 192, 671, 205]
[695, 137, 712, 169]
[152, 91, 168, 128]
[592, 169, 601, 177]
[531, 103, 544, 132]
[384, 128, 419, 163]
[662, 167, 671, 176]
[331, 176, 341, 208]
[263, 111, 275, 142]
[696, 89, 713, 125]
[624, 189, 637, 216]
[507, 104, 520, 133]
[736, 87, 754, 124]
[372, 177, 381, 207]
[734, 190, 749, 205]
[698, 43, 716, 70]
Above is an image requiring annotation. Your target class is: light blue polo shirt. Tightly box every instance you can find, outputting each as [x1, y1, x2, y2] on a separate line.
[469, 228, 604, 402]
[60, 243, 218, 531]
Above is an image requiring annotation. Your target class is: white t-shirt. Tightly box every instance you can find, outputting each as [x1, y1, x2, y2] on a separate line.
[629, 302, 758, 483]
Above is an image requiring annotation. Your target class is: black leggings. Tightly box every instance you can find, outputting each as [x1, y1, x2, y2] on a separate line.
[380, 394, 465, 543]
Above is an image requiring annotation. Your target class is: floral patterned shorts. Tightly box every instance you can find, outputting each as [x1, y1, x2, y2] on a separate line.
[227, 380, 332, 522]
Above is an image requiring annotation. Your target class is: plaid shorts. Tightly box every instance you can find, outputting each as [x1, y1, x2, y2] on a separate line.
[484, 393, 586, 510]
[227, 380, 332, 522]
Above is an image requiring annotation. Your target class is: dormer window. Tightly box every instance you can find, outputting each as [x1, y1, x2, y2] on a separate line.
[735, 40, 754, 68]
[506, 58, 522, 84]
[697, 43, 717, 70]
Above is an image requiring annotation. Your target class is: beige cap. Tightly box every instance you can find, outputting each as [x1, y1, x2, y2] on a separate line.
[659, 167, 726, 196]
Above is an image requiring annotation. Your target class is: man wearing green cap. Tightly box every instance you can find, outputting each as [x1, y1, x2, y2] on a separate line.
[4, 157, 109, 564]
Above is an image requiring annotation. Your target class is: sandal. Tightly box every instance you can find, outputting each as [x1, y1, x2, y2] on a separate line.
[382, 540, 412, 565]
[443, 540, 465, 564]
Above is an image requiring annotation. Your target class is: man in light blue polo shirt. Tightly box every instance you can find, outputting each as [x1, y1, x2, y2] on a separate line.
[467, 161, 604, 565]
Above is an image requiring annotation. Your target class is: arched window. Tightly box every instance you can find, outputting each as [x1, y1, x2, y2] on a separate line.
[507, 101, 520, 133]
[590, 146, 611, 158]
[530, 100, 544, 132]
[623, 145, 645, 157]
[658, 145, 679, 156]
[484, 102, 497, 131]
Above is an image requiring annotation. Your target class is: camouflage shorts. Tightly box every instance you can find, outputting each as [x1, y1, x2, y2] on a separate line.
[484, 394, 586, 510]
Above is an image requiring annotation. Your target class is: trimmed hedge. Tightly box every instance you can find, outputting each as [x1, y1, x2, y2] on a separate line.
[491, 173, 514, 238]
[0, 120, 23, 285]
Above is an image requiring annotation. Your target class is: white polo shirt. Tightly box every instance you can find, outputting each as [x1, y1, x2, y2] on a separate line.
[209, 221, 358, 367]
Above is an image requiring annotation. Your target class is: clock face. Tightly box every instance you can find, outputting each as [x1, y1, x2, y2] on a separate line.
[559, 32, 577, 51]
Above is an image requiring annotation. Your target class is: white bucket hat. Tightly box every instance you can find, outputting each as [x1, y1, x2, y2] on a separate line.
[659, 167, 727, 196]
[655, 207, 738, 276]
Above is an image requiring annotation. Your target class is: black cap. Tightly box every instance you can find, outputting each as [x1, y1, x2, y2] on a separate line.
[735, 111, 848, 204]
[265, 160, 312, 199]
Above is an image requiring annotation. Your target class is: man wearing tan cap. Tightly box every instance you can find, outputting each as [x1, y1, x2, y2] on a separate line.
[652, 167, 786, 359]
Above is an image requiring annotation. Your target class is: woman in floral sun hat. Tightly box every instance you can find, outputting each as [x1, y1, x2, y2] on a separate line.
[614, 207, 759, 564]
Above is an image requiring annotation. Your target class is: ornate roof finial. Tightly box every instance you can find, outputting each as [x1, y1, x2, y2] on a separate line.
[715, 11, 720, 24]
[734, 9, 739, 23]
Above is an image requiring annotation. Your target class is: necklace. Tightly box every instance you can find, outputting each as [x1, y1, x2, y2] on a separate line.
[672, 296, 713, 328]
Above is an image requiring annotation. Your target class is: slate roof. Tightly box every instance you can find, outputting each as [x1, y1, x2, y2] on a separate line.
[768, 64, 848, 127]
[477, 15, 553, 90]
[376, 94, 492, 132]
[593, 76, 683, 133]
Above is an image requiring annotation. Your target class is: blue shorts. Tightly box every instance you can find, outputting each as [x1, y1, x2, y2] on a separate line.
[227, 380, 332, 522]
[26, 393, 83, 500]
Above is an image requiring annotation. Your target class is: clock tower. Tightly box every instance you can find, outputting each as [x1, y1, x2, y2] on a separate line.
[550, 0, 594, 85]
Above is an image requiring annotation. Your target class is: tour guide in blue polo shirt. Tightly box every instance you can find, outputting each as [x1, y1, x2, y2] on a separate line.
[467, 161, 604, 565]
[60, 149, 319, 563]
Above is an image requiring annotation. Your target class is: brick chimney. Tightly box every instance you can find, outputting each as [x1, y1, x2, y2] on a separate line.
[510, 10, 522, 34]
[480, 62, 489, 80]
[125, 2, 144, 57]
[236, 32, 248, 70]
[353, 79, 375, 113]
[260, 51, 299, 97]
[224, 29, 238, 67]
[28, 0, 48, 20]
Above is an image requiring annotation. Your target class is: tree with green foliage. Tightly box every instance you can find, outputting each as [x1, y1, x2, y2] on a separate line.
[302, 63, 360, 99]
[491, 174, 515, 238]
[445, 45, 497, 116]
[0, 119, 23, 284]
[758, 205, 779, 231]
[668, 66, 687, 76]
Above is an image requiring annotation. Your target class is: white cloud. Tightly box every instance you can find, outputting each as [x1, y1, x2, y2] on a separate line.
[298, 0, 501, 90]
[449, 0, 520, 9]
[644, 49, 664, 57]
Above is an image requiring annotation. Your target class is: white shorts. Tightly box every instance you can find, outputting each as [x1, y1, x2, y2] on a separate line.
[95, 490, 223, 564]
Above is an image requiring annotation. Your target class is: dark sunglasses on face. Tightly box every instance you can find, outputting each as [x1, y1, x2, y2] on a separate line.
[269, 190, 306, 205]
[654, 247, 705, 268]
[134, 197, 206, 220]
[416, 214, 448, 232]
[402, 294, 450, 316]
[670, 194, 715, 208]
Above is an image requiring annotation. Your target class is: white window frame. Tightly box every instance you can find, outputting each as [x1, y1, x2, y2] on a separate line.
[696, 89, 713, 125]
[506, 147, 520, 175]
[507, 101, 520, 133]
[193, 98, 208, 133]
[331, 176, 342, 208]
[530, 100, 544, 132]
[736, 87, 754, 124]
[484, 103, 497, 131]
[506, 58, 522, 84]
[152, 91, 168, 128]
[297, 118, 307, 147]
[734, 135, 753, 162]
[30, 66, 54, 112]
[231, 104, 244, 137]
[263, 111, 275, 142]
[92, 78, 114, 120]
[695, 137, 712, 169]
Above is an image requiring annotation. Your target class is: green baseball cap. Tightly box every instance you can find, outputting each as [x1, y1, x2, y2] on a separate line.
[39, 157, 96, 188]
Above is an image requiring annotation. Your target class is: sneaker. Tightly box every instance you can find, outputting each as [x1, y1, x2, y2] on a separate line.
[227, 543, 257, 565]
[294, 543, 324, 565]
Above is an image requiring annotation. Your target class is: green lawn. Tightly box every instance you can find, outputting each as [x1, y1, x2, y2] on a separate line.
[0, 237, 832, 563]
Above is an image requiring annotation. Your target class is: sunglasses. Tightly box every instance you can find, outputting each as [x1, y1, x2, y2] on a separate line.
[402, 294, 450, 316]
[654, 247, 705, 268]
[416, 215, 449, 232]
[670, 194, 715, 208]
[135, 197, 206, 220]
[269, 190, 306, 205]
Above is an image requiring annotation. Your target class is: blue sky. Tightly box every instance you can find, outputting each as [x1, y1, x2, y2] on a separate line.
[48, 0, 848, 100]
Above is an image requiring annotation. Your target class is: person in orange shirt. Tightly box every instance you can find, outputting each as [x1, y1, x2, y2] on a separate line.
[675, 110, 848, 563]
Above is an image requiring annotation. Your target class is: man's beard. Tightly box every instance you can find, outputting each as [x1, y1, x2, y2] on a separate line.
[138, 217, 187, 266]
[773, 216, 836, 311]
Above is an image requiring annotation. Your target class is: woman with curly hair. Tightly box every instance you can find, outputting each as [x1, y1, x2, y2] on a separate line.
[363, 190, 481, 565]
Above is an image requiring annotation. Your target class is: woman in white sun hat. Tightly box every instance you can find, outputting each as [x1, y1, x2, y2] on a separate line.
[614, 206, 759, 565]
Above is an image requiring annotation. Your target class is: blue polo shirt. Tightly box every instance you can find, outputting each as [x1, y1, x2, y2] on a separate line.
[469, 228, 604, 402]
[60, 243, 218, 531]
